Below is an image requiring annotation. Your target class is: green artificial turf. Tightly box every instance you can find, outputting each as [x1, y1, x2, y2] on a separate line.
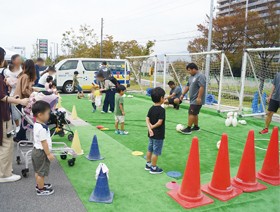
[54, 94, 280, 212]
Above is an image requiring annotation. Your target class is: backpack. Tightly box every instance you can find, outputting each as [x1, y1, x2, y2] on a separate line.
[108, 76, 120, 87]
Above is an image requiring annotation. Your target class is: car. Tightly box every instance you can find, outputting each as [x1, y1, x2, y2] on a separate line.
[55, 58, 130, 93]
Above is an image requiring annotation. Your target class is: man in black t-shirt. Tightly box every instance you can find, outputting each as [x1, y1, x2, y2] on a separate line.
[145, 87, 166, 174]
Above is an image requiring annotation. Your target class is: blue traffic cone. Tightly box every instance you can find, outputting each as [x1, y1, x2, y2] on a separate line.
[86, 135, 104, 161]
[89, 169, 114, 203]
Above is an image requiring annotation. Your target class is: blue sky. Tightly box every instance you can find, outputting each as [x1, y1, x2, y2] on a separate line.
[0, 0, 216, 57]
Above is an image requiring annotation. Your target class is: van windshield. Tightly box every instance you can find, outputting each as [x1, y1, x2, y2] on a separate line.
[82, 60, 125, 72]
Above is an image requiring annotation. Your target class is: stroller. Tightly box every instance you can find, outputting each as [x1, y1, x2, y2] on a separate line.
[16, 92, 77, 177]
[24, 92, 74, 141]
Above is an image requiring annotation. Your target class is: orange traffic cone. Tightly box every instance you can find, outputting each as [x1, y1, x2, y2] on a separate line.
[201, 134, 243, 201]
[167, 137, 213, 209]
[257, 127, 280, 185]
[232, 130, 267, 192]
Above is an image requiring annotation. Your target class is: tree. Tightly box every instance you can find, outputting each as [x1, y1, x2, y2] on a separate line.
[61, 25, 155, 59]
[187, 4, 280, 78]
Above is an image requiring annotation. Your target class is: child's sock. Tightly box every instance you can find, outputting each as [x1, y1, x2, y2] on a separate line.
[187, 126, 191, 129]
[151, 165, 157, 170]
[194, 125, 198, 128]
[146, 161, 151, 166]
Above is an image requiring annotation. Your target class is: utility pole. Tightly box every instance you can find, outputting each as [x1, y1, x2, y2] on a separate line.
[205, 0, 214, 99]
[100, 18, 103, 58]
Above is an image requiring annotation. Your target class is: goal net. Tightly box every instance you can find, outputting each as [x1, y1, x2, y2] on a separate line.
[239, 47, 280, 117]
[126, 55, 164, 92]
[165, 51, 240, 112]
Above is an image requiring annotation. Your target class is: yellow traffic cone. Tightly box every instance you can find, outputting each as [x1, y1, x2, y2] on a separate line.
[71, 105, 78, 120]
[71, 130, 84, 155]
[56, 96, 62, 108]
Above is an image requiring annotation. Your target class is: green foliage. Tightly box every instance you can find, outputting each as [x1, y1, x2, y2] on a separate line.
[61, 24, 155, 59]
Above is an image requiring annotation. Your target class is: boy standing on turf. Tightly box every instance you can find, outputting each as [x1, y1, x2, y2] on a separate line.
[180, 63, 206, 135]
[115, 85, 128, 135]
[72, 71, 84, 99]
[31, 101, 54, 196]
[145, 87, 166, 174]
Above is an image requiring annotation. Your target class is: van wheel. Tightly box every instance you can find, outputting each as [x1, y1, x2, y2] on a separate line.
[62, 81, 74, 94]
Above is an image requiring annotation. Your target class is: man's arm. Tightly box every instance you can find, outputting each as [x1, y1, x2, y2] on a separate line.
[41, 140, 55, 161]
[180, 86, 189, 100]
[166, 93, 176, 99]
[196, 86, 205, 105]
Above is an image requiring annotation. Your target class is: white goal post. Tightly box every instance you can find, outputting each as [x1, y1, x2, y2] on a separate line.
[239, 47, 280, 117]
[164, 51, 240, 113]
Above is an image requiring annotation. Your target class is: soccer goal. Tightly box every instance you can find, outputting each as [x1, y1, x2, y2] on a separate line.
[126, 55, 164, 91]
[239, 47, 280, 117]
[164, 51, 240, 112]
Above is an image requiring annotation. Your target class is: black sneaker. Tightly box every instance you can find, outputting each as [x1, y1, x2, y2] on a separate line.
[36, 187, 54, 196]
[145, 163, 151, 171]
[174, 104, 180, 110]
[180, 127, 192, 135]
[150, 166, 163, 174]
[191, 126, 200, 131]
[36, 183, 52, 191]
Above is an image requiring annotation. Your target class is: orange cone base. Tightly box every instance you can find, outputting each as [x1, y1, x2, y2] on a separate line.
[231, 177, 267, 192]
[201, 184, 243, 202]
[256, 171, 280, 186]
[167, 187, 213, 209]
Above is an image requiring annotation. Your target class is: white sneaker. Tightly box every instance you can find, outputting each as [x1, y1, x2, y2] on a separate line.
[108, 111, 113, 114]
[101, 111, 106, 114]
[0, 174, 21, 183]
[16, 126, 20, 133]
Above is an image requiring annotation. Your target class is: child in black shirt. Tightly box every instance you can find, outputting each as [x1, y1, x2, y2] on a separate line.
[145, 87, 166, 174]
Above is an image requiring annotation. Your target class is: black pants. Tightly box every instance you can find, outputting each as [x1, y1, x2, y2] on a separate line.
[92, 102, 96, 110]
[16, 105, 27, 141]
[102, 89, 116, 113]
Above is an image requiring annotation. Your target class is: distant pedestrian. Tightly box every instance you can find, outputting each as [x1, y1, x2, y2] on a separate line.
[34, 57, 45, 86]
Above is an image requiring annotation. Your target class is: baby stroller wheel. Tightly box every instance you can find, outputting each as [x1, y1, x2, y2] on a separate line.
[58, 130, 65, 137]
[67, 134, 74, 141]
[21, 168, 29, 178]
[60, 154, 67, 160]
[68, 159, 75, 167]
[16, 156, 21, 165]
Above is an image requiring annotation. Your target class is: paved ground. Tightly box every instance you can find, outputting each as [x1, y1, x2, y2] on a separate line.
[0, 144, 86, 212]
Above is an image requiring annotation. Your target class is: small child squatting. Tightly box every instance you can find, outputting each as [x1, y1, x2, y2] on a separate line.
[31, 101, 55, 196]
[145, 87, 166, 174]
[115, 85, 128, 135]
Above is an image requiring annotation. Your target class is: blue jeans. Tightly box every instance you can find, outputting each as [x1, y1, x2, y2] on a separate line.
[102, 89, 116, 113]
[148, 138, 164, 156]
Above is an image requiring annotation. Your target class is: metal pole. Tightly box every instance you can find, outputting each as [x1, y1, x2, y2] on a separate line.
[163, 55, 167, 90]
[153, 56, 157, 88]
[100, 18, 103, 58]
[205, 0, 214, 99]
[239, 0, 249, 114]
[243, 0, 249, 48]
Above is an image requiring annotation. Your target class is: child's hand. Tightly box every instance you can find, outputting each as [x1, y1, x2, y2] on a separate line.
[122, 111, 125, 116]
[149, 129, 154, 137]
[47, 153, 55, 161]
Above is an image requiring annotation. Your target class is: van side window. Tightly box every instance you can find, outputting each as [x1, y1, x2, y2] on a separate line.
[82, 61, 100, 71]
[59, 60, 78, 70]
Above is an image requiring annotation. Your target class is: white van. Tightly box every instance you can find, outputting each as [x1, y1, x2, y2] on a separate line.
[55, 58, 130, 93]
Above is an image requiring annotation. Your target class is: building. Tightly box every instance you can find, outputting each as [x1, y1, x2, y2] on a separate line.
[217, 0, 280, 17]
